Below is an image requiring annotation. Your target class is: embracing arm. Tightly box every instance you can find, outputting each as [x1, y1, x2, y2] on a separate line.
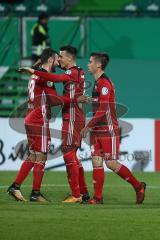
[34, 70, 71, 82]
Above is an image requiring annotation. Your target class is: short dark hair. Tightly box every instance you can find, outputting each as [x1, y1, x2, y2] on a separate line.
[38, 13, 48, 22]
[90, 52, 109, 70]
[40, 48, 57, 64]
[60, 45, 77, 58]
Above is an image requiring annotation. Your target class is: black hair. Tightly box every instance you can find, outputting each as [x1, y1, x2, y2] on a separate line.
[60, 45, 77, 58]
[32, 48, 57, 69]
[38, 13, 48, 22]
[40, 48, 57, 64]
[90, 52, 109, 70]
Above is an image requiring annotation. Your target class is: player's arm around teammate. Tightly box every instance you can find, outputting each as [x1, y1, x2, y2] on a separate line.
[19, 46, 90, 203]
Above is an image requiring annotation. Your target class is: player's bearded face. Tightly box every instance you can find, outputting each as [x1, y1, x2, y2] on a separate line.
[51, 54, 59, 72]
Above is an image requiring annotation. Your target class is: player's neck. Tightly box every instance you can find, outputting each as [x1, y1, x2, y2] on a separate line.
[94, 70, 104, 81]
[66, 61, 76, 69]
[41, 64, 51, 73]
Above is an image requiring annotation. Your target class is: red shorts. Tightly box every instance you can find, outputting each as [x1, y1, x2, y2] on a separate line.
[90, 130, 120, 160]
[62, 120, 85, 149]
[25, 123, 51, 153]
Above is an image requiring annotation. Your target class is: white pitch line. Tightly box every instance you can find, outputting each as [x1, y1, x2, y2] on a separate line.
[0, 184, 68, 189]
[0, 184, 160, 189]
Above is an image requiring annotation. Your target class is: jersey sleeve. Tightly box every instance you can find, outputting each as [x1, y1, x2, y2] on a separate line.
[34, 70, 73, 83]
[87, 81, 111, 129]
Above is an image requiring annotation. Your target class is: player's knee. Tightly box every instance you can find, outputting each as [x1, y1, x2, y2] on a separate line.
[35, 152, 47, 163]
[92, 156, 103, 167]
[105, 160, 117, 170]
[28, 152, 36, 162]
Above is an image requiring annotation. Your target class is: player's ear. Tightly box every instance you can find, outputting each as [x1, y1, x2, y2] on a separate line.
[48, 57, 53, 64]
[97, 62, 101, 69]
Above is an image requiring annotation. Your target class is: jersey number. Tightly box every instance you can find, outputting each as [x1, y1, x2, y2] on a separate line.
[28, 80, 35, 101]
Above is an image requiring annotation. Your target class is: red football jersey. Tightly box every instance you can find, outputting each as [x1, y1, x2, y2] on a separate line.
[25, 70, 58, 125]
[34, 66, 85, 122]
[87, 73, 120, 134]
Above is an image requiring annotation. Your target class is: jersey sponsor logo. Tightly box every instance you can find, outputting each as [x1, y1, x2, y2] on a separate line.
[65, 70, 72, 75]
[102, 87, 109, 95]
[28, 79, 35, 101]
[31, 74, 38, 79]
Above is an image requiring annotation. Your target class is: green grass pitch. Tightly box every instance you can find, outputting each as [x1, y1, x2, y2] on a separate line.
[0, 171, 160, 240]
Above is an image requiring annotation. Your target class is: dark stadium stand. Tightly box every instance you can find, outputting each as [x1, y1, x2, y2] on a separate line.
[0, 68, 28, 117]
[70, 0, 160, 14]
[0, 0, 65, 16]
[0, 0, 160, 16]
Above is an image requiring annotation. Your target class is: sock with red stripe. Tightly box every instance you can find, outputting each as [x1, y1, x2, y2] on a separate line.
[63, 151, 80, 198]
[78, 166, 89, 195]
[115, 164, 141, 190]
[74, 154, 88, 195]
[93, 167, 105, 200]
[15, 159, 34, 186]
[32, 162, 45, 191]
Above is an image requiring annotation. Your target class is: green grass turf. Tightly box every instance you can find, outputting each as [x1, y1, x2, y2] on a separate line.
[0, 171, 160, 240]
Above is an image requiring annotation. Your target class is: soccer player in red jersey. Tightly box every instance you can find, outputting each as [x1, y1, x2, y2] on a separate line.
[81, 52, 146, 204]
[16, 46, 89, 203]
[7, 48, 75, 202]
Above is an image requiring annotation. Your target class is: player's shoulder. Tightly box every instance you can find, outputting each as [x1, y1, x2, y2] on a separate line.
[65, 66, 84, 79]
[98, 74, 112, 86]
[32, 67, 47, 83]
[69, 66, 84, 73]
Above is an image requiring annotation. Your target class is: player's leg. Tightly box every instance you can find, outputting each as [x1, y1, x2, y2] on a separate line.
[61, 120, 82, 203]
[89, 132, 104, 204]
[30, 152, 48, 202]
[30, 124, 50, 202]
[73, 121, 90, 201]
[14, 152, 35, 186]
[73, 150, 90, 202]
[104, 135, 146, 204]
[89, 156, 104, 204]
[7, 152, 35, 201]
[62, 147, 82, 203]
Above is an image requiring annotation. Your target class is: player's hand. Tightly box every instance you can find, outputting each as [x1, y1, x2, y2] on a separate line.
[77, 95, 93, 103]
[86, 96, 93, 102]
[77, 95, 89, 103]
[80, 126, 91, 138]
[18, 67, 34, 74]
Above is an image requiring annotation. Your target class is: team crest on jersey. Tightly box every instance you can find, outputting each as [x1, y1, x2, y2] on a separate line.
[102, 87, 109, 95]
[47, 81, 53, 87]
[65, 70, 71, 75]
[31, 74, 38, 79]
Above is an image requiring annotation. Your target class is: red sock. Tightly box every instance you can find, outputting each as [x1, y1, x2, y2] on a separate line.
[63, 151, 80, 198]
[93, 167, 104, 199]
[115, 164, 141, 190]
[75, 154, 88, 194]
[78, 166, 88, 195]
[32, 162, 45, 191]
[15, 159, 34, 185]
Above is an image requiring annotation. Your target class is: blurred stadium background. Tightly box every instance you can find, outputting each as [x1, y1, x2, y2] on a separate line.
[1, 1, 160, 240]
